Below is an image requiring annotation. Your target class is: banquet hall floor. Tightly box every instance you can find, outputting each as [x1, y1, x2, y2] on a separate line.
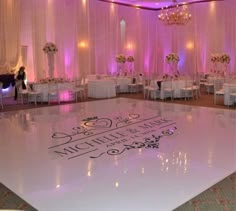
[0, 98, 235, 211]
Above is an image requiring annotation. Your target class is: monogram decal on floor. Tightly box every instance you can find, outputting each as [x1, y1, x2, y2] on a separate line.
[48, 113, 177, 160]
[84, 118, 112, 129]
[90, 128, 176, 158]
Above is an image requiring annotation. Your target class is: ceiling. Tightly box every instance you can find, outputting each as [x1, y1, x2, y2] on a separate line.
[98, 0, 224, 10]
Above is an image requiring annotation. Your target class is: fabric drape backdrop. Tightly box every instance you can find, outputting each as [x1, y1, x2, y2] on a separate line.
[0, 0, 20, 73]
[0, 0, 235, 81]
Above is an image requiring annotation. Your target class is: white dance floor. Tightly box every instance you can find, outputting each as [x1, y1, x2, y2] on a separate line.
[0, 98, 235, 211]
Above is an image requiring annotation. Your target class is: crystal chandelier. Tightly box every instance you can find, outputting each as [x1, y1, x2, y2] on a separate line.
[158, 0, 192, 25]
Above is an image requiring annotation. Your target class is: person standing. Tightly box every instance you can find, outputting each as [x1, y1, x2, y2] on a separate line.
[14, 66, 27, 100]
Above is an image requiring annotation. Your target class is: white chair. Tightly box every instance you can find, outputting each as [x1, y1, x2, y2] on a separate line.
[115, 81, 120, 94]
[161, 80, 174, 100]
[214, 79, 224, 105]
[146, 80, 160, 100]
[128, 78, 139, 93]
[229, 93, 236, 107]
[205, 77, 214, 94]
[81, 78, 87, 99]
[48, 82, 60, 105]
[143, 79, 151, 99]
[27, 85, 42, 105]
[80, 78, 88, 99]
[192, 74, 201, 99]
[137, 74, 144, 92]
[17, 85, 29, 104]
[69, 80, 85, 102]
[181, 80, 194, 100]
[0, 82, 3, 109]
[229, 86, 236, 107]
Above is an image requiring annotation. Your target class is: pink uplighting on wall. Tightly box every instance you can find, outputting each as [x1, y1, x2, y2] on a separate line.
[144, 53, 150, 75]
[64, 52, 73, 78]
[1, 0, 234, 80]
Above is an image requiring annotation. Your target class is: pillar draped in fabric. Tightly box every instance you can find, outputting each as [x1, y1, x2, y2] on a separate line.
[47, 52, 55, 78]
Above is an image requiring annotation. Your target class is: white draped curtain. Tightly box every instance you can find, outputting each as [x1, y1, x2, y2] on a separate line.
[0, 0, 20, 73]
[0, 0, 235, 81]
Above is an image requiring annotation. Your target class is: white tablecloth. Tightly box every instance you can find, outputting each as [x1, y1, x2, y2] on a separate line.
[88, 79, 116, 98]
[115, 77, 132, 93]
[31, 82, 74, 102]
[223, 83, 236, 105]
[159, 80, 186, 99]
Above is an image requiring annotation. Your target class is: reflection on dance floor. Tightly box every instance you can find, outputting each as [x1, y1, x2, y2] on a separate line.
[0, 98, 235, 211]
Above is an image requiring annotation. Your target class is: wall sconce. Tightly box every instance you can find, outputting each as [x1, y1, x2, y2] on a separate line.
[78, 41, 88, 49]
[126, 42, 134, 50]
[186, 41, 194, 50]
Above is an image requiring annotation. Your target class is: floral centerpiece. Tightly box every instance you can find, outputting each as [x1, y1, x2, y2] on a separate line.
[39, 77, 68, 83]
[127, 56, 134, 62]
[43, 42, 58, 78]
[166, 53, 179, 63]
[126, 56, 134, 74]
[43, 42, 58, 54]
[211, 54, 221, 63]
[115, 54, 126, 63]
[211, 53, 230, 76]
[220, 53, 230, 64]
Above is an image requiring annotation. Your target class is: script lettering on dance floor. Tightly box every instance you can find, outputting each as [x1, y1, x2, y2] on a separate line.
[48, 113, 177, 160]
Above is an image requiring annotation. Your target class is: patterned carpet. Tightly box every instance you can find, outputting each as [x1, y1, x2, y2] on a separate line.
[174, 172, 236, 211]
[0, 183, 37, 210]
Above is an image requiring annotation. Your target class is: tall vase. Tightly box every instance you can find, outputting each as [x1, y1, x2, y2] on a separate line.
[224, 63, 228, 76]
[169, 62, 177, 76]
[128, 62, 133, 75]
[213, 62, 217, 75]
[117, 63, 123, 75]
[47, 52, 55, 78]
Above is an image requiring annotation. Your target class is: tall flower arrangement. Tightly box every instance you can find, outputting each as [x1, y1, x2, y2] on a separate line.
[43, 42, 58, 78]
[127, 56, 134, 75]
[166, 53, 180, 63]
[115, 54, 126, 75]
[211, 53, 230, 76]
[166, 53, 179, 77]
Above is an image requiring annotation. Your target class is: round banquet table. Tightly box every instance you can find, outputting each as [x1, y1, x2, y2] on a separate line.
[87, 79, 116, 98]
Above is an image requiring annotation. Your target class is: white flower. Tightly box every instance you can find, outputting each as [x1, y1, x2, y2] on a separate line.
[39, 77, 68, 83]
[166, 53, 179, 63]
[43, 42, 58, 54]
[211, 54, 221, 63]
[220, 53, 230, 64]
[127, 56, 134, 62]
[211, 53, 230, 64]
[116, 54, 126, 63]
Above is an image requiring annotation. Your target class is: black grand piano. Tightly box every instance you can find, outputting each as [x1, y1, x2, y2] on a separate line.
[0, 74, 15, 89]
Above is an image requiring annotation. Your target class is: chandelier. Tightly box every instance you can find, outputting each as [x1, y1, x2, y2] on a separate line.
[158, 0, 192, 25]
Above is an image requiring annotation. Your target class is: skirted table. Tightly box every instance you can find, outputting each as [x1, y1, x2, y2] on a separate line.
[30, 81, 75, 102]
[87, 79, 116, 98]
